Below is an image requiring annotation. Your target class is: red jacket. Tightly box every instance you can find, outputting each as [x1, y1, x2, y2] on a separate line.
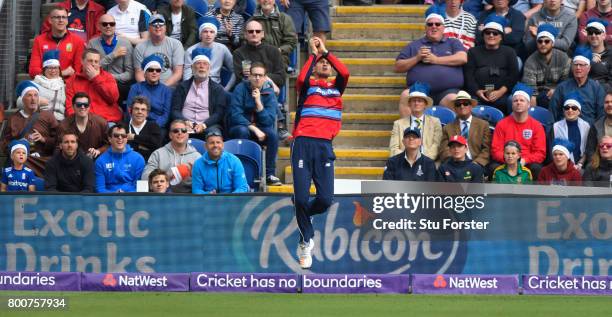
[29, 31, 85, 78]
[491, 115, 546, 164]
[538, 161, 583, 186]
[65, 70, 122, 122]
[293, 52, 350, 140]
[41, 0, 105, 41]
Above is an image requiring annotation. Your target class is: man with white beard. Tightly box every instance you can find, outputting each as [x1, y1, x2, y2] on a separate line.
[171, 47, 229, 139]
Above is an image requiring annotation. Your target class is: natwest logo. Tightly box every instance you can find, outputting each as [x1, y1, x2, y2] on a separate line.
[433, 275, 447, 288]
[102, 274, 117, 287]
[118, 275, 168, 287]
[449, 276, 499, 289]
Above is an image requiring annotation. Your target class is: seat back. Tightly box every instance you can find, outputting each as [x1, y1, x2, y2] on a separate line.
[529, 106, 555, 133]
[224, 139, 264, 191]
[188, 138, 206, 155]
[424, 106, 456, 126]
[186, 0, 209, 18]
[472, 105, 505, 129]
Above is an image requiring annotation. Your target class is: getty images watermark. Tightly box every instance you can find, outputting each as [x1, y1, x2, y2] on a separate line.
[360, 181, 491, 241]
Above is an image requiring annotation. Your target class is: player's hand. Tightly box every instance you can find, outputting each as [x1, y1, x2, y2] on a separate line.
[309, 38, 319, 55]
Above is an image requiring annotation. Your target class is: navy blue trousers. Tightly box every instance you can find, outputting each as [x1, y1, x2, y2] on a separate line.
[291, 137, 335, 243]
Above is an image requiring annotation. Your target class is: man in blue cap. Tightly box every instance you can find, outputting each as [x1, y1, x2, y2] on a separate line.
[184, 17, 235, 90]
[549, 46, 606, 124]
[134, 14, 185, 87]
[383, 127, 439, 181]
[172, 47, 229, 139]
[127, 54, 173, 130]
[522, 23, 571, 108]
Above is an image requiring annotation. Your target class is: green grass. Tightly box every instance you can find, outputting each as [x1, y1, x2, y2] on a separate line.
[1, 291, 611, 317]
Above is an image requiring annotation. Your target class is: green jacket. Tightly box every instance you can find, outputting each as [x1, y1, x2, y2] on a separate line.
[493, 164, 533, 184]
[246, 5, 298, 57]
[158, 4, 198, 49]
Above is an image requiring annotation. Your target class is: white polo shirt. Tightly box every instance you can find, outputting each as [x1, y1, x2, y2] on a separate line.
[108, 0, 151, 39]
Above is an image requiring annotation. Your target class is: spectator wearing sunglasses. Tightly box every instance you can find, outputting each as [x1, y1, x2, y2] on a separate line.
[523, 0, 578, 54]
[134, 14, 185, 87]
[59, 92, 109, 159]
[127, 55, 173, 130]
[87, 14, 135, 109]
[578, 0, 612, 45]
[142, 119, 202, 193]
[583, 135, 612, 186]
[584, 18, 611, 91]
[552, 91, 592, 170]
[464, 14, 519, 114]
[522, 23, 571, 108]
[95, 124, 145, 193]
[394, 6, 467, 109]
[233, 20, 285, 90]
[549, 46, 606, 124]
[476, 0, 526, 58]
[439, 91, 492, 167]
[65, 48, 122, 123]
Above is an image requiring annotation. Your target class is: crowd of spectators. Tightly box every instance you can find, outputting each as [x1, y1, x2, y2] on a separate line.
[1, 0, 611, 192]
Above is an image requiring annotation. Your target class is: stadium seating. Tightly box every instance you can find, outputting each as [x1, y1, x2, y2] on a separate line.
[424, 106, 456, 126]
[529, 106, 555, 133]
[472, 106, 505, 130]
[188, 138, 206, 155]
[33, 176, 44, 191]
[224, 139, 265, 191]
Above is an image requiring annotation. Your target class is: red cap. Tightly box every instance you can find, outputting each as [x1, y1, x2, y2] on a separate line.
[448, 135, 467, 146]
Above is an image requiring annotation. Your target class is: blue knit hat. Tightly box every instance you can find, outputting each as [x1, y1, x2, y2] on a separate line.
[586, 17, 608, 34]
[42, 49, 60, 68]
[191, 47, 212, 64]
[141, 54, 164, 72]
[424, 5, 445, 23]
[15, 80, 39, 98]
[483, 14, 507, 34]
[552, 138, 575, 159]
[9, 139, 29, 156]
[536, 23, 558, 43]
[563, 91, 583, 110]
[407, 82, 433, 107]
[198, 16, 220, 36]
[511, 82, 533, 101]
[573, 45, 592, 65]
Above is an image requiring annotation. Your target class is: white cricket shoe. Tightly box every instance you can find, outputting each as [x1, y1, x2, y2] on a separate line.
[298, 239, 314, 269]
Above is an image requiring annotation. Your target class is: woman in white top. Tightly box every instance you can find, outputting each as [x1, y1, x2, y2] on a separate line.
[17, 50, 66, 121]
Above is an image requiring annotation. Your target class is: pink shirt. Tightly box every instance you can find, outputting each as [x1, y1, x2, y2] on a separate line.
[182, 78, 210, 124]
